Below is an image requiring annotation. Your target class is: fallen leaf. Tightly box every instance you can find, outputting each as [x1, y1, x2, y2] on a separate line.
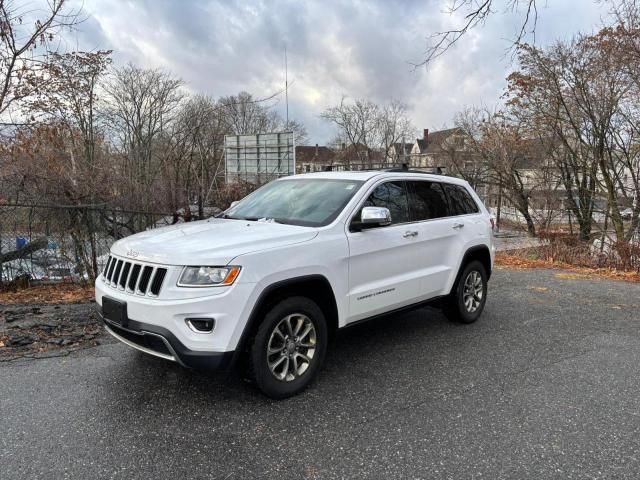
[554, 272, 589, 280]
[529, 286, 549, 292]
[496, 252, 640, 283]
[0, 284, 94, 305]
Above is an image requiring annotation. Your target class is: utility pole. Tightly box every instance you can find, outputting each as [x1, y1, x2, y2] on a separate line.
[284, 46, 289, 127]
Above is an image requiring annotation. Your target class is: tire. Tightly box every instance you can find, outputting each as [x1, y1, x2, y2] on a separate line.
[443, 260, 488, 324]
[249, 296, 327, 399]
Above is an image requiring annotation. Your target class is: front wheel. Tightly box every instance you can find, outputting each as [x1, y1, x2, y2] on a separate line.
[249, 297, 327, 399]
[443, 260, 488, 324]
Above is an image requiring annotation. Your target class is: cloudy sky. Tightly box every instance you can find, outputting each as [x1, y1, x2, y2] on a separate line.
[68, 0, 607, 144]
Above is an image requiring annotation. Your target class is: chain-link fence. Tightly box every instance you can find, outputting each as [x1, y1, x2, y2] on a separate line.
[0, 204, 179, 286]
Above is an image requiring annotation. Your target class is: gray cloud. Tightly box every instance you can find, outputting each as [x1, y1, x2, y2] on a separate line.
[70, 0, 606, 143]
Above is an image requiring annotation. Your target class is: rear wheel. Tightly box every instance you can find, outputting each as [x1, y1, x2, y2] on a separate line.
[443, 260, 487, 324]
[249, 296, 327, 399]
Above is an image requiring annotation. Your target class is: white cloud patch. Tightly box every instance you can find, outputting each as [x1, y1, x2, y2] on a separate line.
[70, 0, 607, 143]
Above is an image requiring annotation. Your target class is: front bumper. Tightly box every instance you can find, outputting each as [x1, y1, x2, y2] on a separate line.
[100, 311, 234, 370]
[95, 275, 257, 353]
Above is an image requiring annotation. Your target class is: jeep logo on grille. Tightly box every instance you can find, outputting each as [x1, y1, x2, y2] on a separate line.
[126, 249, 140, 258]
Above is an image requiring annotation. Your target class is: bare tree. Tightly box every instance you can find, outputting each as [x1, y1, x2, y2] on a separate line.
[321, 97, 379, 164]
[162, 94, 227, 217]
[506, 31, 638, 241]
[217, 91, 306, 143]
[377, 100, 416, 162]
[19, 50, 113, 276]
[598, 1, 640, 238]
[219, 91, 279, 135]
[282, 118, 308, 145]
[0, 0, 82, 124]
[322, 97, 414, 166]
[25, 51, 112, 167]
[457, 108, 553, 235]
[0, 121, 114, 279]
[416, 0, 539, 67]
[102, 64, 184, 214]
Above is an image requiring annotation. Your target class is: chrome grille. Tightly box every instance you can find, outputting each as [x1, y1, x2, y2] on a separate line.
[103, 256, 112, 277]
[149, 268, 167, 296]
[137, 266, 153, 294]
[119, 262, 131, 289]
[106, 257, 116, 280]
[102, 255, 168, 297]
[127, 264, 141, 291]
[112, 260, 123, 287]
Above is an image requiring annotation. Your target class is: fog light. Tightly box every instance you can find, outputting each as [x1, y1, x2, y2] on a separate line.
[186, 318, 215, 333]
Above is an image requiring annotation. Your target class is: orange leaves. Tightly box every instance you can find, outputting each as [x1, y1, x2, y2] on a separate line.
[496, 251, 640, 283]
[0, 284, 95, 305]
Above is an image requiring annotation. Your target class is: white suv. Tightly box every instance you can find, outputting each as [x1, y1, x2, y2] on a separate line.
[96, 171, 495, 398]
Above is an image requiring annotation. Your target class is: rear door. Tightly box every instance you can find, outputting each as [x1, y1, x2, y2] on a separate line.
[346, 180, 424, 322]
[442, 182, 483, 241]
[406, 180, 461, 298]
[441, 181, 485, 283]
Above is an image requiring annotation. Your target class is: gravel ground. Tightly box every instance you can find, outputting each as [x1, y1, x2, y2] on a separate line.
[1, 267, 640, 479]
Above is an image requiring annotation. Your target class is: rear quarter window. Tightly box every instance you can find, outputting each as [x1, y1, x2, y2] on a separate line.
[443, 183, 479, 215]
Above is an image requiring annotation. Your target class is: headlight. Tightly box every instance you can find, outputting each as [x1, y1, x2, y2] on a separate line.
[178, 266, 241, 287]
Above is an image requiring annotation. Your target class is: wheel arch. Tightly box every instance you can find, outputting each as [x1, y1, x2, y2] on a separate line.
[450, 245, 492, 295]
[235, 274, 339, 357]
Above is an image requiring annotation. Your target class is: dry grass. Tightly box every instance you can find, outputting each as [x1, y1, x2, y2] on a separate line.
[495, 229, 640, 283]
[0, 283, 95, 305]
[496, 251, 640, 283]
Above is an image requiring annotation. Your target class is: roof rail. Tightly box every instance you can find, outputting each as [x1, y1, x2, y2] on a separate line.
[315, 163, 446, 174]
[385, 164, 445, 175]
[385, 162, 409, 172]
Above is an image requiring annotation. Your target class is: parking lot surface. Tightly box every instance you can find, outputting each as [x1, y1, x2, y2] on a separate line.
[2, 268, 640, 479]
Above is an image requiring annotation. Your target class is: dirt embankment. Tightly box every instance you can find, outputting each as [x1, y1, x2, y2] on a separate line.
[0, 302, 106, 360]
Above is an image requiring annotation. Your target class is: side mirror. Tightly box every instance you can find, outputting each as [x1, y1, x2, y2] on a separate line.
[359, 206, 392, 228]
[230, 200, 240, 208]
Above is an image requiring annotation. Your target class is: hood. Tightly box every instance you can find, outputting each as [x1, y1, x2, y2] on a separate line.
[110, 218, 318, 266]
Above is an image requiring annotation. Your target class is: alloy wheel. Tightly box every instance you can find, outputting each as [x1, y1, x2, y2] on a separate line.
[463, 270, 483, 313]
[266, 313, 317, 382]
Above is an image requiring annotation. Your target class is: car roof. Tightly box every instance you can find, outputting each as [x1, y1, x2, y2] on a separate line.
[284, 171, 468, 185]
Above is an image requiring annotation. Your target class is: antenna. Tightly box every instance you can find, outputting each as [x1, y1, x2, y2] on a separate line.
[284, 46, 289, 127]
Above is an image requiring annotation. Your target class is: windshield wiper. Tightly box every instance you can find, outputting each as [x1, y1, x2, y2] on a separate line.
[217, 213, 243, 220]
[243, 216, 287, 224]
[218, 214, 288, 224]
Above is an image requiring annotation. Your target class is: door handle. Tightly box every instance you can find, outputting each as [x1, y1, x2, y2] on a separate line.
[452, 223, 465, 230]
[403, 230, 418, 238]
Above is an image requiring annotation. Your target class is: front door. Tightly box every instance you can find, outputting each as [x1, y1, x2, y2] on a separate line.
[346, 181, 425, 322]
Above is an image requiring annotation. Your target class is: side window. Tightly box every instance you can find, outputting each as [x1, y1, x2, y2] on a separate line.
[407, 181, 449, 221]
[443, 183, 479, 215]
[363, 181, 409, 225]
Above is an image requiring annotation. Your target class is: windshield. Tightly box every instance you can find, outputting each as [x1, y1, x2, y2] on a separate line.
[225, 178, 364, 227]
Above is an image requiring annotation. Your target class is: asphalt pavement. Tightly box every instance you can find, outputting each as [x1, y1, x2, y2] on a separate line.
[2, 268, 640, 479]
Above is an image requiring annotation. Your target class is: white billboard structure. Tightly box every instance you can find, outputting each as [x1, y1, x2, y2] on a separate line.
[224, 132, 295, 184]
